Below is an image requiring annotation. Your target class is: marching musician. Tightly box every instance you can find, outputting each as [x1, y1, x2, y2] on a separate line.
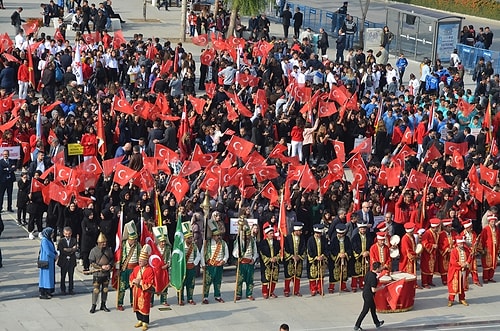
[369, 232, 391, 274]
[259, 222, 281, 299]
[152, 226, 172, 306]
[130, 245, 155, 330]
[181, 229, 200, 305]
[351, 222, 373, 292]
[233, 219, 259, 301]
[117, 221, 142, 311]
[437, 219, 458, 285]
[283, 222, 306, 297]
[447, 236, 470, 307]
[307, 224, 327, 296]
[460, 219, 481, 286]
[479, 215, 500, 283]
[328, 223, 353, 293]
[201, 229, 229, 304]
[420, 218, 440, 288]
[398, 222, 418, 275]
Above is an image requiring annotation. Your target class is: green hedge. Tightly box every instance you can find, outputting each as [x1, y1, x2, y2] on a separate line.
[394, 0, 500, 20]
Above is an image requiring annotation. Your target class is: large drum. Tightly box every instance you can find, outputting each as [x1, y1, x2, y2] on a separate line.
[375, 272, 416, 313]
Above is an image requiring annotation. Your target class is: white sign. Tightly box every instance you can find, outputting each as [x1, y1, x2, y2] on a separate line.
[0, 146, 21, 159]
[230, 218, 258, 235]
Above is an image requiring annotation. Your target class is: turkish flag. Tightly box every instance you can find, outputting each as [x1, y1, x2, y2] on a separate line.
[102, 156, 123, 178]
[350, 137, 372, 154]
[269, 144, 288, 159]
[483, 185, 500, 205]
[377, 164, 388, 186]
[469, 165, 479, 185]
[327, 158, 344, 180]
[179, 160, 201, 177]
[219, 150, 237, 168]
[66, 169, 85, 192]
[225, 100, 238, 121]
[253, 40, 273, 58]
[444, 141, 468, 155]
[31, 178, 45, 193]
[191, 144, 218, 168]
[113, 164, 137, 186]
[154, 144, 179, 163]
[226, 168, 253, 187]
[78, 156, 103, 175]
[0, 93, 13, 113]
[160, 59, 173, 75]
[145, 44, 158, 60]
[480, 164, 498, 187]
[236, 73, 260, 87]
[113, 95, 134, 115]
[386, 166, 402, 187]
[346, 153, 367, 174]
[319, 173, 336, 195]
[112, 30, 127, 49]
[401, 127, 413, 145]
[291, 85, 311, 104]
[188, 95, 206, 115]
[242, 151, 266, 174]
[385, 278, 405, 310]
[21, 142, 30, 165]
[0, 33, 13, 53]
[329, 85, 348, 105]
[392, 144, 417, 168]
[299, 90, 322, 114]
[227, 36, 245, 48]
[318, 100, 338, 117]
[406, 169, 427, 191]
[491, 139, 499, 157]
[22, 20, 39, 35]
[422, 144, 442, 163]
[299, 164, 318, 192]
[54, 28, 64, 42]
[166, 176, 189, 203]
[199, 171, 219, 196]
[254, 165, 279, 182]
[134, 167, 156, 192]
[212, 39, 228, 52]
[142, 157, 158, 175]
[457, 98, 476, 118]
[333, 140, 346, 162]
[192, 34, 209, 46]
[232, 95, 253, 118]
[430, 171, 451, 189]
[52, 150, 65, 166]
[254, 89, 268, 116]
[155, 92, 171, 115]
[82, 33, 95, 45]
[0, 116, 19, 133]
[49, 182, 72, 206]
[73, 193, 93, 209]
[219, 167, 237, 187]
[41, 100, 62, 114]
[205, 82, 216, 99]
[451, 149, 464, 170]
[54, 164, 72, 182]
[261, 181, 279, 206]
[2, 53, 19, 63]
[226, 135, 254, 158]
[350, 167, 368, 190]
[287, 164, 306, 182]
[200, 48, 216, 66]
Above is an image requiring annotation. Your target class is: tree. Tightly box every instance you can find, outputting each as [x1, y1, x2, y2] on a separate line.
[181, 0, 188, 41]
[226, 0, 267, 38]
[358, 0, 371, 49]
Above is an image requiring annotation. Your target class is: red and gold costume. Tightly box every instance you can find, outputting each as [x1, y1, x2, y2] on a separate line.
[399, 228, 417, 274]
[437, 221, 458, 285]
[460, 220, 481, 285]
[130, 261, 154, 330]
[420, 219, 440, 287]
[369, 232, 391, 272]
[479, 219, 500, 282]
[447, 240, 470, 305]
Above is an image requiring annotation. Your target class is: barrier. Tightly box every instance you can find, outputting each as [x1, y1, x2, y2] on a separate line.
[266, 3, 384, 45]
[456, 44, 500, 74]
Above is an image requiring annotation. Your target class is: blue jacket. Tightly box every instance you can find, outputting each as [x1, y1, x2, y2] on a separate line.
[39, 237, 57, 290]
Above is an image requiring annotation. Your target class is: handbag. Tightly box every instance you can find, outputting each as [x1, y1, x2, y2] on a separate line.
[37, 250, 49, 269]
[37, 259, 49, 269]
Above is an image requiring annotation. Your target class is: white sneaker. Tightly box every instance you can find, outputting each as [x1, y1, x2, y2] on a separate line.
[29, 232, 35, 240]
[38, 232, 43, 239]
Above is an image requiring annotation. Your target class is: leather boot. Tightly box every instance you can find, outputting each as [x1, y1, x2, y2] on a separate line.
[100, 302, 110, 312]
[90, 304, 96, 313]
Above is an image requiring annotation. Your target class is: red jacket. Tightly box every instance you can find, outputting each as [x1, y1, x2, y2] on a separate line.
[290, 126, 304, 142]
[17, 63, 29, 82]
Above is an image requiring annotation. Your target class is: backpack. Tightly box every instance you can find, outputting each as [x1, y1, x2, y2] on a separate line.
[366, 74, 373, 87]
[55, 62, 64, 83]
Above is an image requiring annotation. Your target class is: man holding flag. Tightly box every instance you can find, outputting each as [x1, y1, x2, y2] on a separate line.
[151, 226, 172, 306]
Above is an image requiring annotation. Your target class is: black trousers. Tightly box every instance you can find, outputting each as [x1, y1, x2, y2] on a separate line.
[0, 181, 13, 211]
[136, 311, 149, 324]
[355, 295, 380, 328]
[60, 263, 75, 292]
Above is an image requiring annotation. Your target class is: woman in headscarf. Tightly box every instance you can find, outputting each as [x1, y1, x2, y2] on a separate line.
[81, 209, 99, 272]
[39, 227, 58, 299]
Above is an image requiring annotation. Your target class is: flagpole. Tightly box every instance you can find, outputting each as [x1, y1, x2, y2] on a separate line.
[200, 190, 211, 301]
[116, 202, 124, 309]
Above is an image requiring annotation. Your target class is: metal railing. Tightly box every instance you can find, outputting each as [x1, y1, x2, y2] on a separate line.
[456, 44, 500, 74]
[266, 3, 384, 44]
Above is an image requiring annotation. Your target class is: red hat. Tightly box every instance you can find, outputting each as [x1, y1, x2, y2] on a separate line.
[430, 218, 441, 227]
[404, 222, 415, 231]
[377, 222, 387, 231]
[461, 219, 473, 228]
[263, 222, 274, 234]
[376, 232, 386, 240]
[442, 219, 452, 227]
[456, 236, 466, 244]
[487, 215, 498, 222]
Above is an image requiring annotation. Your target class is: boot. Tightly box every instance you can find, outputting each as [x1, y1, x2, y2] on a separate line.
[90, 304, 96, 314]
[142, 323, 148, 331]
[100, 302, 110, 312]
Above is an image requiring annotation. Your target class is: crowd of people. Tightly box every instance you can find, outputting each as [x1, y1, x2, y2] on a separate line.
[0, 0, 499, 329]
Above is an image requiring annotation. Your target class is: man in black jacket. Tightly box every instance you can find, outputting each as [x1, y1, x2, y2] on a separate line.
[0, 150, 16, 212]
[282, 6, 292, 39]
[292, 7, 303, 39]
[57, 227, 78, 295]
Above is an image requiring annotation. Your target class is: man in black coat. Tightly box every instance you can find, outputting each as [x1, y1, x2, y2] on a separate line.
[292, 7, 303, 39]
[328, 223, 353, 293]
[0, 150, 17, 212]
[283, 222, 306, 296]
[282, 6, 292, 39]
[350, 222, 374, 292]
[57, 227, 78, 295]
